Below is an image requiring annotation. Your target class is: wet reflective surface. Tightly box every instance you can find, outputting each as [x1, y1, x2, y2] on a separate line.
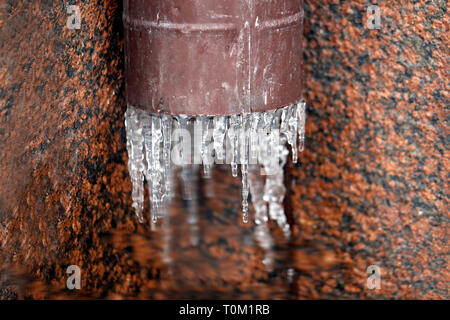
[147, 166, 294, 299]
[1, 166, 297, 299]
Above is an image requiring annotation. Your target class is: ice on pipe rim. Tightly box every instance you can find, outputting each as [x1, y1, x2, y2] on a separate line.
[125, 102, 305, 271]
[125, 101, 306, 227]
[123, 0, 305, 251]
[124, 0, 304, 116]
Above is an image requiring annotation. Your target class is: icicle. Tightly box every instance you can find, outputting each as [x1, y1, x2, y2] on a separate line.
[250, 112, 261, 164]
[281, 105, 299, 163]
[269, 109, 282, 174]
[241, 165, 249, 223]
[141, 112, 153, 223]
[298, 101, 306, 153]
[240, 114, 250, 223]
[260, 110, 275, 174]
[125, 106, 145, 223]
[151, 115, 163, 222]
[249, 165, 274, 270]
[280, 107, 289, 137]
[249, 165, 268, 224]
[227, 116, 236, 174]
[162, 116, 173, 201]
[212, 116, 227, 162]
[179, 117, 194, 201]
[263, 134, 291, 239]
[201, 117, 212, 178]
[289, 104, 299, 163]
[229, 114, 240, 177]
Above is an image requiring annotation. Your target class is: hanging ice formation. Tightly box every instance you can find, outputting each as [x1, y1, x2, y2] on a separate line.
[124, 101, 306, 238]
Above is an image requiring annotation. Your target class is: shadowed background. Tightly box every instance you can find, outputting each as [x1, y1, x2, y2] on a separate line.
[0, 0, 448, 299]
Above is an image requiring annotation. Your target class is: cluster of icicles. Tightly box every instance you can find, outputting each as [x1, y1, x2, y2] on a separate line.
[124, 101, 306, 240]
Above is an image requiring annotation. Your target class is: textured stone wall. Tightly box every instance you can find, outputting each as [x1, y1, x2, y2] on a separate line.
[0, 1, 447, 299]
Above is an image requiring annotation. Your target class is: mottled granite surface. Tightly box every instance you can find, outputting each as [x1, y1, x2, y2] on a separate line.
[0, 1, 448, 299]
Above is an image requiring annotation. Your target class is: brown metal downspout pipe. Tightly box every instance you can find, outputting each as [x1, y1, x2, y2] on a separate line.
[122, 0, 305, 229]
[124, 0, 303, 117]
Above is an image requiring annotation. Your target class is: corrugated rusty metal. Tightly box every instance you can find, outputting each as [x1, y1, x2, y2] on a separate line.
[124, 0, 303, 116]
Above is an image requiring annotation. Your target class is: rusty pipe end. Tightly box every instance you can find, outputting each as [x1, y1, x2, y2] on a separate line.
[124, 0, 303, 117]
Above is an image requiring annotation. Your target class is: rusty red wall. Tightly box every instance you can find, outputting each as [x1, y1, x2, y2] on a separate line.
[0, 1, 448, 299]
